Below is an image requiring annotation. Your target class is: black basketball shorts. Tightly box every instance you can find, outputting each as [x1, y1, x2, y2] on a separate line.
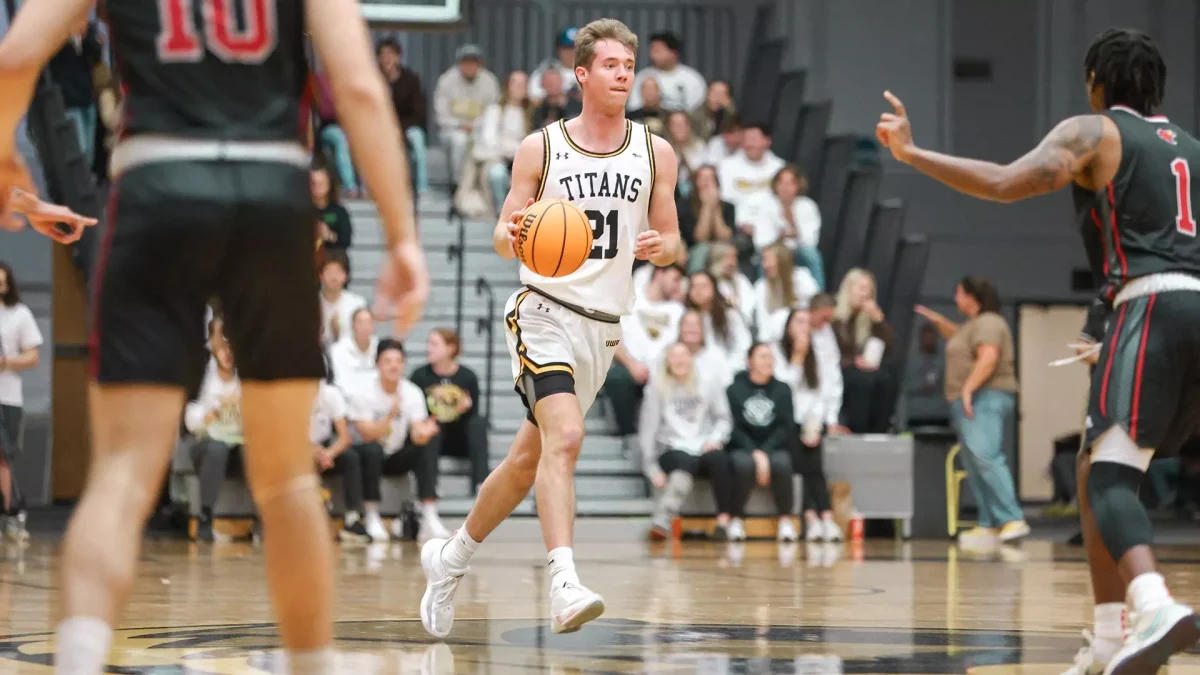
[1084, 291, 1200, 457]
[90, 160, 325, 392]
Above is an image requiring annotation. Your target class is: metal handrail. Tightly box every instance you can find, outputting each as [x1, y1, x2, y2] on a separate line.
[474, 276, 496, 425]
[445, 213, 466, 337]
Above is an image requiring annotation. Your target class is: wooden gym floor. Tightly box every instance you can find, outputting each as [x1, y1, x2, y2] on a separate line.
[2, 520, 1200, 674]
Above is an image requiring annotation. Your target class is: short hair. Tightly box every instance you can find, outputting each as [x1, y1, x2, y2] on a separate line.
[377, 37, 401, 56]
[0, 261, 18, 307]
[809, 292, 836, 311]
[574, 18, 638, 70]
[1084, 28, 1166, 115]
[959, 276, 1002, 314]
[651, 263, 684, 279]
[320, 249, 350, 280]
[649, 31, 681, 54]
[717, 114, 742, 134]
[431, 327, 461, 359]
[743, 121, 772, 137]
[376, 338, 405, 362]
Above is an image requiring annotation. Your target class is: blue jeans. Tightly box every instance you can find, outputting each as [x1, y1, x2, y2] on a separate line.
[950, 389, 1022, 528]
[794, 246, 826, 290]
[319, 125, 358, 192]
[486, 162, 510, 207]
[405, 127, 429, 193]
[65, 105, 97, 169]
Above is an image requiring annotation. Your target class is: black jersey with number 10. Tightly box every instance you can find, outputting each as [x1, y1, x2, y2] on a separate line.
[103, 0, 310, 142]
[1073, 106, 1200, 291]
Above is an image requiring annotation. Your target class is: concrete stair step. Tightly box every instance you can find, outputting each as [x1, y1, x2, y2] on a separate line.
[438, 455, 638, 475]
[436, 497, 655, 518]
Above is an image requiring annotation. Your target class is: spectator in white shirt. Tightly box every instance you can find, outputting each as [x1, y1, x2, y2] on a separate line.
[319, 250, 367, 346]
[685, 271, 752, 375]
[673, 309, 732, 386]
[773, 309, 845, 541]
[528, 27, 578, 102]
[183, 338, 242, 542]
[626, 32, 707, 112]
[348, 340, 447, 542]
[753, 243, 820, 342]
[807, 293, 846, 432]
[665, 111, 706, 196]
[702, 114, 742, 167]
[0, 262, 42, 536]
[330, 308, 379, 397]
[718, 122, 786, 217]
[434, 44, 501, 181]
[472, 71, 532, 210]
[309, 361, 369, 544]
[740, 165, 826, 289]
[706, 241, 756, 323]
[606, 265, 686, 444]
[639, 343, 734, 539]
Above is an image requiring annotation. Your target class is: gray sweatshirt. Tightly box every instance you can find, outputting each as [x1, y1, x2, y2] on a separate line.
[638, 371, 733, 480]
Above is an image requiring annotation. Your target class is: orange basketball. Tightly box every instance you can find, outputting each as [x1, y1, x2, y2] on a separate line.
[514, 198, 593, 278]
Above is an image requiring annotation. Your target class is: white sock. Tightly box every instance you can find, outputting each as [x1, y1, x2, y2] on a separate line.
[1092, 602, 1125, 662]
[1127, 572, 1172, 614]
[441, 528, 479, 573]
[363, 503, 380, 519]
[422, 502, 440, 519]
[548, 546, 579, 589]
[55, 616, 112, 675]
[287, 647, 336, 675]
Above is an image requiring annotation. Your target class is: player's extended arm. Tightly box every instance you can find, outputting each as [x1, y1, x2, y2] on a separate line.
[645, 135, 681, 265]
[0, 0, 95, 159]
[876, 91, 1106, 203]
[492, 133, 546, 260]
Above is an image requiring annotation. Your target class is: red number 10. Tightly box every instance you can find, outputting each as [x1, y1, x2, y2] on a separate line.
[157, 0, 278, 64]
[1172, 158, 1197, 237]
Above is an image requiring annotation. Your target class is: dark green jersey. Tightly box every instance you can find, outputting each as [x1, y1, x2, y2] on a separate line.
[1072, 106, 1200, 291]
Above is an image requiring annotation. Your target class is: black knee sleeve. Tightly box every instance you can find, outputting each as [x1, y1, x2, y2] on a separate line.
[1087, 460, 1154, 561]
[517, 372, 576, 426]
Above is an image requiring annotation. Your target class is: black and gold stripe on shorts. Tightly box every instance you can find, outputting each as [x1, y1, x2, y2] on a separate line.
[504, 289, 575, 381]
[535, 127, 550, 201]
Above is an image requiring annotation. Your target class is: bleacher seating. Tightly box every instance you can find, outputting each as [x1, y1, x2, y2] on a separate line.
[864, 200, 908, 310]
[768, 71, 808, 159]
[828, 166, 883, 286]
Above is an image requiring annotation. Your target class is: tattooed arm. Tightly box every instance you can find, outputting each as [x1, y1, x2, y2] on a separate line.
[876, 91, 1106, 203]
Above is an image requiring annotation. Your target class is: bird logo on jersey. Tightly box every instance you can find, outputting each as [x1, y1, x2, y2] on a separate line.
[1157, 128, 1178, 145]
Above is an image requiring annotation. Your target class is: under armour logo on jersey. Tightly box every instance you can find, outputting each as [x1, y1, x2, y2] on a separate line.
[632, 152, 642, 158]
[536, 303, 550, 313]
[556, 152, 570, 159]
[1157, 128, 1178, 145]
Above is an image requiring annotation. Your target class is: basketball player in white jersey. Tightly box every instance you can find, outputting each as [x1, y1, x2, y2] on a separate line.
[419, 18, 680, 637]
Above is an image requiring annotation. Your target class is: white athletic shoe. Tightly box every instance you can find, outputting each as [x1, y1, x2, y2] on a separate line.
[1104, 601, 1200, 675]
[777, 518, 798, 542]
[364, 513, 389, 542]
[419, 538, 465, 638]
[805, 519, 823, 542]
[549, 581, 605, 634]
[727, 519, 747, 542]
[1060, 631, 1107, 675]
[418, 512, 451, 544]
[821, 518, 844, 542]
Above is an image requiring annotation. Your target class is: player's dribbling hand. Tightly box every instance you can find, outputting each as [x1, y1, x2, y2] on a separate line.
[634, 230, 664, 261]
[506, 198, 535, 256]
[374, 241, 430, 339]
[876, 91, 916, 163]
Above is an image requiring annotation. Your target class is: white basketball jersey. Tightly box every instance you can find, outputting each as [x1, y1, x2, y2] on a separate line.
[520, 119, 656, 317]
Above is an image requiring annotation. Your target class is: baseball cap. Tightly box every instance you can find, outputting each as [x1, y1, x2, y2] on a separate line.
[455, 44, 483, 62]
[556, 27, 578, 48]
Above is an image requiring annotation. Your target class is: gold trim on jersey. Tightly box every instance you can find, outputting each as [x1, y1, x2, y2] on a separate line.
[644, 124, 657, 196]
[535, 128, 550, 201]
[557, 119, 633, 158]
[504, 289, 576, 381]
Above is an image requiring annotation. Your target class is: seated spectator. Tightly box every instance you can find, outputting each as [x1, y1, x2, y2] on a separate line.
[627, 31, 706, 112]
[531, 68, 582, 129]
[632, 240, 688, 301]
[529, 27, 579, 102]
[348, 340, 447, 542]
[741, 165, 825, 289]
[378, 38, 429, 195]
[608, 265, 686, 444]
[707, 241, 755, 323]
[312, 163, 353, 251]
[309, 359, 370, 543]
[724, 343, 798, 542]
[330, 307, 379, 402]
[639, 343, 733, 539]
[753, 242, 820, 342]
[665, 111, 706, 197]
[690, 80, 736, 141]
[773, 309, 844, 542]
[916, 277, 1027, 543]
[832, 269, 896, 433]
[685, 271, 752, 375]
[319, 251, 367, 347]
[183, 336, 242, 542]
[0, 261, 42, 539]
[719, 122, 786, 221]
[674, 309, 732, 385]
[409, 329, 490, 495]
[681, 166, 737, 267]
[434, 45, 500, 182]
[312, 72, 360, 198]
[471, 71, 532, 212]
[628, 77, 666, 137]
[703, 114, 742, 166]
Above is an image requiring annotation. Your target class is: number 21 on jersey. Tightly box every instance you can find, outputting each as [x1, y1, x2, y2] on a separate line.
[1172, 158, 1197, 237]
[157, 0, 278, 64]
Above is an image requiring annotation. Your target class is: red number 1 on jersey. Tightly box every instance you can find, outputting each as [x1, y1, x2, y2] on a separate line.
[157, 0, 278, 64]
[1172, 158, 1197, 237]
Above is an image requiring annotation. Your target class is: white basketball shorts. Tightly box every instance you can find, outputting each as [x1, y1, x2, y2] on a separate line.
[503, 287, 622, 418]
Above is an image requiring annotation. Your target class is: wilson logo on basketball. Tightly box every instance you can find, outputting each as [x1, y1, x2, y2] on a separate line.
[1157, 128, 1178, 145]
[516, 212, 536, 258]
